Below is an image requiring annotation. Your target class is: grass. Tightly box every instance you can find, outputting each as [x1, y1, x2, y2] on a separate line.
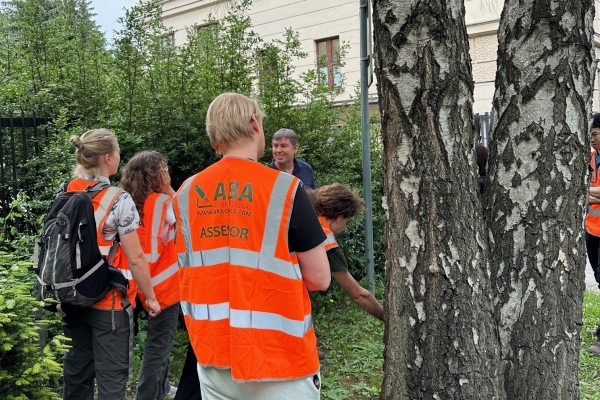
[45, 285, 600, 400]
[580, 290, 600, 400]
[312, 279, 385, 400]
[128, 285, 600, 399]
[129, 278, 386, 400]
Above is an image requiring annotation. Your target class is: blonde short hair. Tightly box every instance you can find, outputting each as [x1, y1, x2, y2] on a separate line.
[70, 128, 118, 177]
[206, 93, 265, 149]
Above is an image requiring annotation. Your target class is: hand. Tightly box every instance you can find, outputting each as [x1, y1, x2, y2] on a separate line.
[161, 168, 171, 187]
[146, 297, 161, 317]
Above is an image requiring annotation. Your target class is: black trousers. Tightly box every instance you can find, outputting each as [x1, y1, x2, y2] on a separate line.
[174, 343, 202, 400]
[586, 231, 600, 288]
[62, 309, 130, 400]
[585, 231, 600, 338]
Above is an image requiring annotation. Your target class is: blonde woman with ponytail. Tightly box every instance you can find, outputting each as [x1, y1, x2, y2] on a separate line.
[63, 129, 160, 400]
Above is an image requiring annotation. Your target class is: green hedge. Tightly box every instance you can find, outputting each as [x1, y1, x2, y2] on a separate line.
[0, 234, 68, 399]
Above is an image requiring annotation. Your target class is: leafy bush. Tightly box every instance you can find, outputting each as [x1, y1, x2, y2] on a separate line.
[0, 235, 68, 399]
[1, 0, 385, 277]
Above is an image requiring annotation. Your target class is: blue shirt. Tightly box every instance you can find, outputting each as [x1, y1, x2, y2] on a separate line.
[268, 158, 317, 189]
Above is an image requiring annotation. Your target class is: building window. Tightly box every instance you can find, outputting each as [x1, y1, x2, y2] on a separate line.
[316, 37, 341, 87]
[196, 22, 218, 40]
[196, 22, 219, 56]
[163, 32, 175, 47]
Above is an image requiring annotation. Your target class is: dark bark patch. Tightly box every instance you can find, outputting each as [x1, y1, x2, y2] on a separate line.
[392, 32, 407, 48]
[521, 65, 552, 104]
[385, 9, 397, 24]
[511, 172, 522, 188]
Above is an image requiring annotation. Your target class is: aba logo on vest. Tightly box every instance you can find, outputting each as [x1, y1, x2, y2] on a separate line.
[195, 182, 252, 207]
[195, 182, 253, 218]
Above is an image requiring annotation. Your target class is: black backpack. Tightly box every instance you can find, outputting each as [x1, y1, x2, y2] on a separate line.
[34, 181, 128, 316]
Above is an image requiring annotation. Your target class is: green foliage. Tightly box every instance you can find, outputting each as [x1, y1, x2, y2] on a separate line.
[0, 0, 109, 123]
[301, 94, 385, 278]
[1, 0, 386, 271]
[0, 236, 68, 399]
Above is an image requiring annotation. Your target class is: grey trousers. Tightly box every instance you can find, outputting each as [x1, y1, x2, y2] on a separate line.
[62, 308, 130, 400]
[136, 302, 180, 400]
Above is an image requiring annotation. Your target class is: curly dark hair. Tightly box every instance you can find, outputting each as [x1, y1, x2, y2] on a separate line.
[120, 151, 167, 218]
[306, 183, 364, 220]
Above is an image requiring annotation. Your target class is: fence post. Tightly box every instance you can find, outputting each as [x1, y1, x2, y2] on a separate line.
[21, 110, 27, 161]
[33, 111, 39, 156]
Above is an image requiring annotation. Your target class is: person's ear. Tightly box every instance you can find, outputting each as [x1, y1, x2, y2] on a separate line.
[250, 114, 262, 134]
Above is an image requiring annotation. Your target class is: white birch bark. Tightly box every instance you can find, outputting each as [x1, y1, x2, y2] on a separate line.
[373, 0, 503, 398]
[486, 1, 596, 398]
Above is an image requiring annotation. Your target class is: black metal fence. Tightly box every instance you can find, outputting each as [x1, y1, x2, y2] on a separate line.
[0, 112, 52, 219]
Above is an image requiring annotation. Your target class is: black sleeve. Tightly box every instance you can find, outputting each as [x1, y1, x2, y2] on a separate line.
[327, 247, 348, 273]
[288, 185, 327, 253]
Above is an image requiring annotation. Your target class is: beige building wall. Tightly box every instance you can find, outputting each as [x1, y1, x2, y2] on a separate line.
[161, 0, 377, 106]
[161, 0, 600, 114]
[465, 0, 600, 113]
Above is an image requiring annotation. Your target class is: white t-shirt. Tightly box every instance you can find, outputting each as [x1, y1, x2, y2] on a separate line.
[78, 175, 140, 241]
[160, 201, 176, 243]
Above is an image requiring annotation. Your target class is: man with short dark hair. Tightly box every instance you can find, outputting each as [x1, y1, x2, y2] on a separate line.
[269, 128, 317, 189]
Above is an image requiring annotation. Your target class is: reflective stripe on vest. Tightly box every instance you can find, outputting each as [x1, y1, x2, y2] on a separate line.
[137, 193, 179, 310]
[151, 261, 178, 286]
[177, 247, 301, 280]
[180, 301, 313, 339]
[93, 187, 123, 254]
[150, 195, 170, 260]
[318, 216, 338, 250]
[120, 269, 133, 280]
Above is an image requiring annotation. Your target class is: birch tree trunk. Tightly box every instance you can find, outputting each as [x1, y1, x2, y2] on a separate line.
[373, 0, 503, 398]
[486, 1, 595, 398]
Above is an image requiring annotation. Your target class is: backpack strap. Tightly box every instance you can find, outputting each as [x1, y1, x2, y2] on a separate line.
[56, 180, 71, 195]
[107, 233, 121, 265]
[85, 181, 110, 199]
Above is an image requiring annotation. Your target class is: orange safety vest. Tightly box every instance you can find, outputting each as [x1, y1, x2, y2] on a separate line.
[173, 157, 319, 382]
[588, 151, 600, 236]
[66, 179, 137, 310]
[137, 193, 179, 310]
[318, 216, 339, 251]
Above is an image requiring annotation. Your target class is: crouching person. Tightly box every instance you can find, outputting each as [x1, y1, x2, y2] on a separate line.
[173, 92, 330, 399]
[307, 184, 383, 321]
